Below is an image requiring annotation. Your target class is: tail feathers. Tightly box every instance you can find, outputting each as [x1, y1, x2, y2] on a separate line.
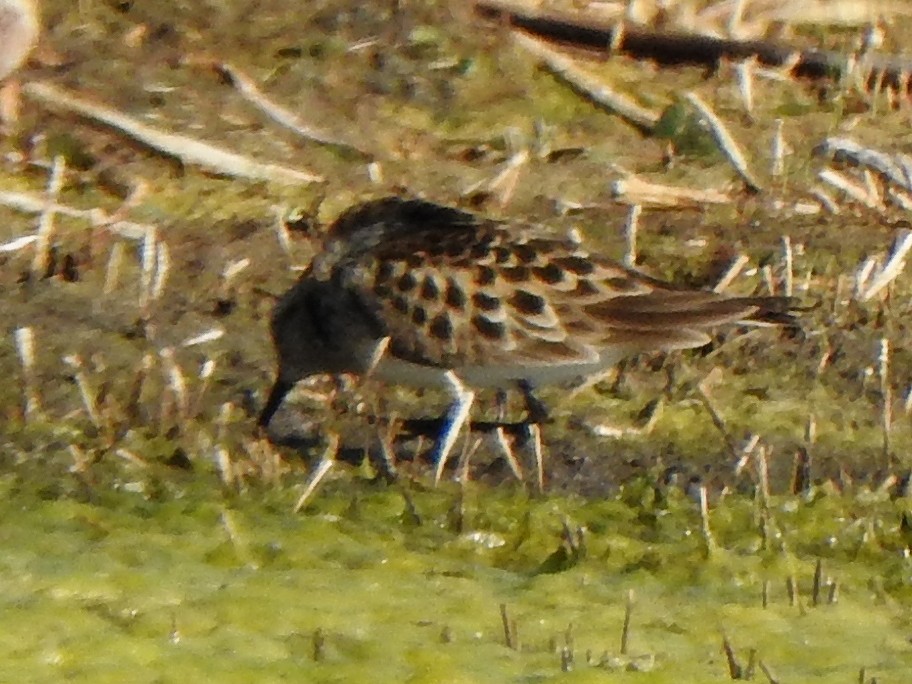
[732, 296, 802, 326]
[585, 294, 802, 331]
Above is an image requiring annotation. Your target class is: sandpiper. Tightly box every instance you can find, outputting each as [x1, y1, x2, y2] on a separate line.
[259, 197, 796, 483]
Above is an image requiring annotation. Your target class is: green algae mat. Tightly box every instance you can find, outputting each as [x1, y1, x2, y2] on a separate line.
[0, 474, 910, 682]
[3, 0, 912, 681]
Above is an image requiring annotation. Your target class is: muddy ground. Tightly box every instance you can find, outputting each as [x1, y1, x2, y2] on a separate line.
[3, 0, 910, 498]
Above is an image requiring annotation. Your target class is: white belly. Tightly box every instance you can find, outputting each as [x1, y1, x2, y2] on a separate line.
[370, 350, 626, 391]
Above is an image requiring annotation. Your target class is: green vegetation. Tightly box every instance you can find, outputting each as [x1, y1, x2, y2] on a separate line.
[0, 473, 909, 681]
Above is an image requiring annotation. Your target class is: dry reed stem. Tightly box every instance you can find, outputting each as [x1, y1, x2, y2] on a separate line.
[624, 204, 641, 267]
[732, 433, 760, 477]
[862, 230, 912, 300]
[190, 359, 216, 419]
[31, 155, 66, 276]
[63, 354, 102, 429]
[194, 58, 370, 157]
[0, 234, 37, 252]
[770, 118, 784, 177]
[699, 485, 716, 556]
[758, 659, 780, 683]
[684, 91, 762, 192]
[14, 327, 39, 419]
[782, 235, 793, 296]
[713, 254, 750, 293]
[462, 150, 529, 207]
[24, 81, 324, 185]
[816, 137, 912, 191]
[151, 240, 170, 302]
[182, 329, 224, 347]
[216, 402, 233, 443]
[455, 435, 484, 484]
[819, 168, 881, 209]
[493, 427, 525, 483]
[722, 633, 743, 679]
[734, 59, 755, 115]
[139, 227, 156, 311]
[611, 175, 733, 207]
[293, 434, 338, 512]
[808, 186, 840, 213]
[103, 241, 125, 295]
[215, 446, 235, 489]
[116, 448, 149, 468]
[271, 205, 294, 259]
[620, 589, 634, 655]
[513, 32, 660, 131]
[367, 161, 383, 184]
[529, 423, 544, 494]
[160, 348, 189, 425]
[879, 338, 892, 460]
[812, 558, 823, 606]
[500, 603, 518, 650]
[0, 188, 153, 240]
[696, 376, 740, 460]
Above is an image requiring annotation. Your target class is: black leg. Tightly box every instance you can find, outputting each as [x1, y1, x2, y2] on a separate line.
[518, 380, 549, 424]
[258, 378, 294, 429]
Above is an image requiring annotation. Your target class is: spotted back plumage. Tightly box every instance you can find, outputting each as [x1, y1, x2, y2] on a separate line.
[309, 197, 794, 371]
